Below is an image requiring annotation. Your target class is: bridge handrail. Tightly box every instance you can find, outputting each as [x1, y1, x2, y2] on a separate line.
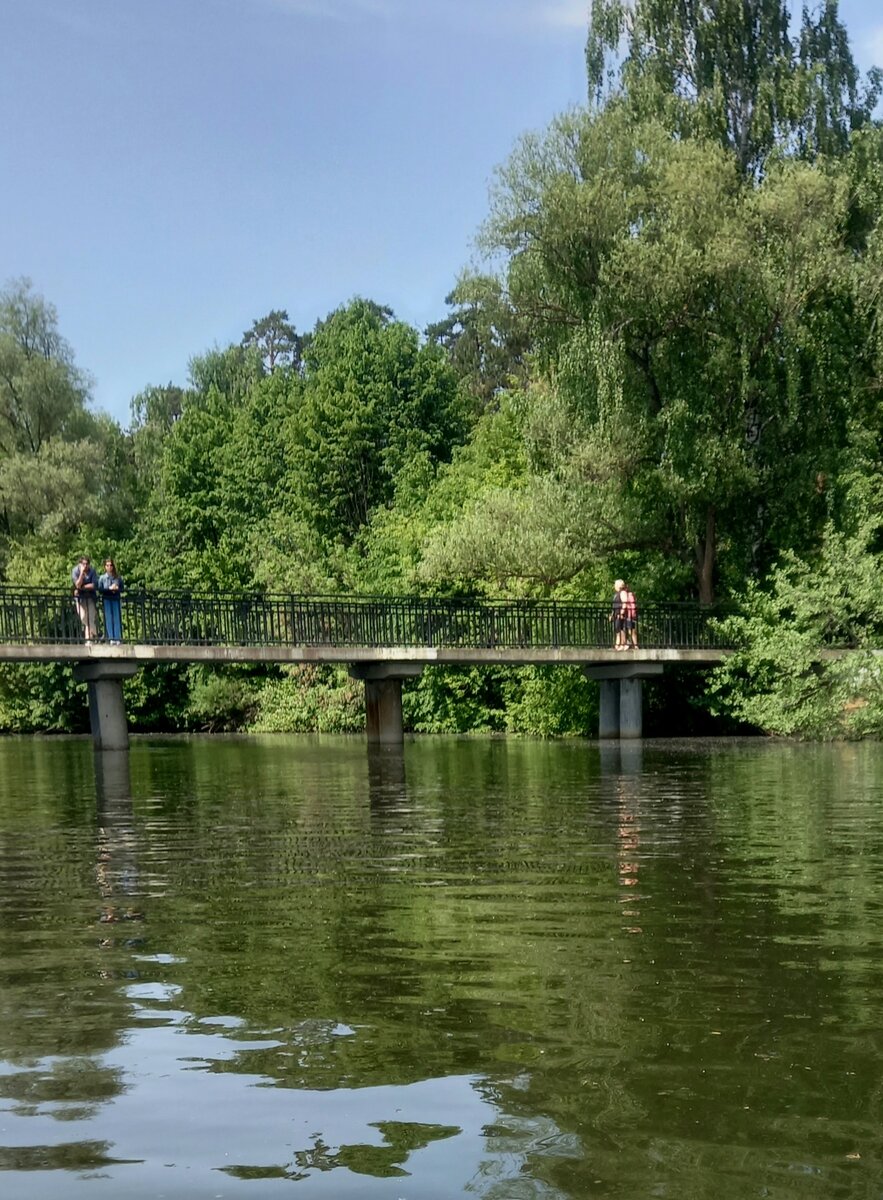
[0, 588, 729, 650]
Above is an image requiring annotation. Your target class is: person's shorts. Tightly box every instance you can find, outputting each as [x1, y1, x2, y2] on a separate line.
[614, 617, 626, 632]
[625, 619, 636, 630]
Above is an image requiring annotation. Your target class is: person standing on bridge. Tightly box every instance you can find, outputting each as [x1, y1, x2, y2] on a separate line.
[72, 555, 99, 644]
[98, 558, 125, 644]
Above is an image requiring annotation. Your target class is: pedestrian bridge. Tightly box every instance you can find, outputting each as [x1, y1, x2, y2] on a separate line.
[0, 589, 728, 747]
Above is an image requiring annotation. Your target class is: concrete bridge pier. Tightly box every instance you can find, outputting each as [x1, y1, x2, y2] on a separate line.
[74, 662, 140, 751]
[598, 680, 620, 738]
[349, 663, 424, 746]
[584, 662, 664, 739]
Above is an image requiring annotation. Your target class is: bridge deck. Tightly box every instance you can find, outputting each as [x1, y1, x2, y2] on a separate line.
[0, 590, 728, 662]
[0, 643, 729, 666]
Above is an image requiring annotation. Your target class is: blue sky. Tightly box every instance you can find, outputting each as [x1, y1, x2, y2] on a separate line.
[1, 0, 881, 426]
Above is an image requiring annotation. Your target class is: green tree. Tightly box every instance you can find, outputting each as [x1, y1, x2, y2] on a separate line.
[0, 278, 93, 456]
[0, 279, 134, 554]
[129, 384, 185, 499]
[467, 108, 880, 602]
[187, 343, 263, 401]
[425, 275, 530, 411]
[130, 345, 269, 587]
[709, 523, 883, 737]
[241, 310, 302, 373]
[586, 0, 881, 174]
[284, 299, 465, 547]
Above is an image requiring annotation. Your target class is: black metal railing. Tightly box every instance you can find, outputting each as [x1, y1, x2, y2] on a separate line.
[0, 589, 728, 651]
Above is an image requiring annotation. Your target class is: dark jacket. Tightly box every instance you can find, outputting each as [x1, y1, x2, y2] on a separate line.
[72, 565, 98, 593]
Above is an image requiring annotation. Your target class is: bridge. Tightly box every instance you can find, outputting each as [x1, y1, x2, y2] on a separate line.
[0, 589, 728, 748]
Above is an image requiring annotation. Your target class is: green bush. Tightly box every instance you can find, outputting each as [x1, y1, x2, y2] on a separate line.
[250, 665, 365, 733]
[709, 521, 883, 738]
[404, 666, 508, 734]
[0, 663, 88, 733]
[503, 665, 597, 736]
[185, 666, 262, 732]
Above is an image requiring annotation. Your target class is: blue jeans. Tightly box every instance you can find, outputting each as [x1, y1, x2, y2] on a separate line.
[103, 597, 122, 641]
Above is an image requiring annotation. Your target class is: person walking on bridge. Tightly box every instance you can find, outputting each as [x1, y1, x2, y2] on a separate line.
[71, 555, 98, 644]
[611, 578, 639, 650]
[622, 582, 638, 649]
[611, 578, 626, 650]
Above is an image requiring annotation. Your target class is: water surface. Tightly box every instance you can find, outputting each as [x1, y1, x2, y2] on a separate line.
[0, 734, 881, 1198]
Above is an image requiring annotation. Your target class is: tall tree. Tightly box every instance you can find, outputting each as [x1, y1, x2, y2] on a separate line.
[426, 275, 530, 411]
[0, 279, 133, 551]
[129, 383, 185, 501]
[0, 278, 93, 455]
[468, 108, 880, 603]
[129, 347, 263, 586]
[241, 310, 303, 373]
[285, 299, 464, 546]
[586, 0, 881, 173]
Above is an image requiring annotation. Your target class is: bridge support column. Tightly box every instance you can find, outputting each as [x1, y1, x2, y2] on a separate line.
[584, 663, 663, 740]
[74, 662, 140, 751]
[619, 679, 643, 739]
[348, 663, 424, 746]
[598, 680, 620, 738]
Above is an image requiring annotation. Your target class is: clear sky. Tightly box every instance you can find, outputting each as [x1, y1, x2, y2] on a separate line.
[1, 0, 881, 426]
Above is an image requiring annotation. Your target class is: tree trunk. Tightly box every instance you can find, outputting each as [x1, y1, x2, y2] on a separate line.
[694, 504, 716, 606]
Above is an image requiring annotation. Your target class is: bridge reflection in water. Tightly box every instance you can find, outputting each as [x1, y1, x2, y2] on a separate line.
[0, 589, 729, 748]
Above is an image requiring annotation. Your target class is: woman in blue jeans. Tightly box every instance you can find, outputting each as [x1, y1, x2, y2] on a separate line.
[98, 558, 125, 643]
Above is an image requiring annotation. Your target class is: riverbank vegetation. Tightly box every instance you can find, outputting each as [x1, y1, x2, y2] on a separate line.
[1, 0, 881, 738]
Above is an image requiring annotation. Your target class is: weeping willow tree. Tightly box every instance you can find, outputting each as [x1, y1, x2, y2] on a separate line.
[420, 105, 879, 605]
[415, 1, 883, 605]
[586, 0, 882, 173]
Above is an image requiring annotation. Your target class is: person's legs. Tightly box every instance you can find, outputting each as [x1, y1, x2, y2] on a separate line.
[104, 599, 121, 642]
[75, 598, 97, 641]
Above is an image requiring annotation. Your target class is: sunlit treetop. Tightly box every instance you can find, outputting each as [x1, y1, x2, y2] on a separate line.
[586, 0, 882, 173]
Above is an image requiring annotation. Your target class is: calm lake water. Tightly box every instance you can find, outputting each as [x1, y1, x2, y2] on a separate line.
[0, 734, 882, 1199]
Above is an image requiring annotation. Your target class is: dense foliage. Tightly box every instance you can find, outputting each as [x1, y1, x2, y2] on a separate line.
[1, 0, 881, 738]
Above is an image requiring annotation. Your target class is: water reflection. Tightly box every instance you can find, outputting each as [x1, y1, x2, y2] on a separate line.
[94, 751, 144, 937]
[1, 965, 567, 1196]
[1, 736, 883, 1198]
[598, 741, 645, 933]
[366, 744, 407, 808]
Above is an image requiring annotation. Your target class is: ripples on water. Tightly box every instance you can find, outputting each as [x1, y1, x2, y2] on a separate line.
[0, 735, 882, 1198]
